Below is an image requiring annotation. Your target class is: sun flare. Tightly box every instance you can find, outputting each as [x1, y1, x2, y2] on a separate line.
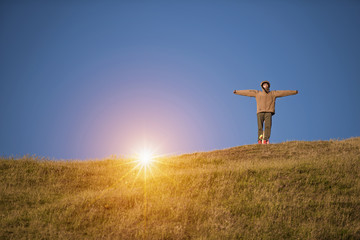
[138, 150, 153, 167]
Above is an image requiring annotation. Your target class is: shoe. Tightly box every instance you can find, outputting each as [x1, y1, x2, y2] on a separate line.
[258, 134, 263, 144]
[262, 140, 270, 144]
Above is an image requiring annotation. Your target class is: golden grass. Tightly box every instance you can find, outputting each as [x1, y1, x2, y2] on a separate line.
[1, 137, 360, 239]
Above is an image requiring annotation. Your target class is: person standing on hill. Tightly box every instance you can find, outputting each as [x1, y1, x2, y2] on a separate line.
[233, 81, 298, 144]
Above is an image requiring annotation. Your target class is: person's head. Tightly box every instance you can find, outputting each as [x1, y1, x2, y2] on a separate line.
[261, 81, 270, 92]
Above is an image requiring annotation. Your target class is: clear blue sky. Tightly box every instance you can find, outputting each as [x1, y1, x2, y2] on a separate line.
[1, 1, 359, 159]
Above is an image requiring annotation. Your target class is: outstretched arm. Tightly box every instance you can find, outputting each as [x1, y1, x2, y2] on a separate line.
[273, 90, 298, 97]
[233, 90, 258, 97]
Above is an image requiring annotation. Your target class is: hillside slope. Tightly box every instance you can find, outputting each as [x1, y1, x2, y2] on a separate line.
[1, 138, 360, 239]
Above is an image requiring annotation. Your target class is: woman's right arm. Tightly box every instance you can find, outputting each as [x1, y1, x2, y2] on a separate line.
[233, 90, 258, 97]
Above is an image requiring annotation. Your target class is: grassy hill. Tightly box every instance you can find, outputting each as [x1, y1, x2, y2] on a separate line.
[1, 138, 360, 239]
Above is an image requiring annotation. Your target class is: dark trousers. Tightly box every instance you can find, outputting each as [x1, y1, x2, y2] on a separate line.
[257, 112, 272, 140]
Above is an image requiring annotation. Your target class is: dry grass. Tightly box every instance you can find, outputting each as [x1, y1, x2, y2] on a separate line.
[1, 137, 360, 239]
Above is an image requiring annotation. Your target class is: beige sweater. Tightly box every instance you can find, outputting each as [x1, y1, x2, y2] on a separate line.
[234, 89, 298, 115]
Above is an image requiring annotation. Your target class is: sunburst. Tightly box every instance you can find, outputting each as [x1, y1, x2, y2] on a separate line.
[86, 146, 176, 239]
